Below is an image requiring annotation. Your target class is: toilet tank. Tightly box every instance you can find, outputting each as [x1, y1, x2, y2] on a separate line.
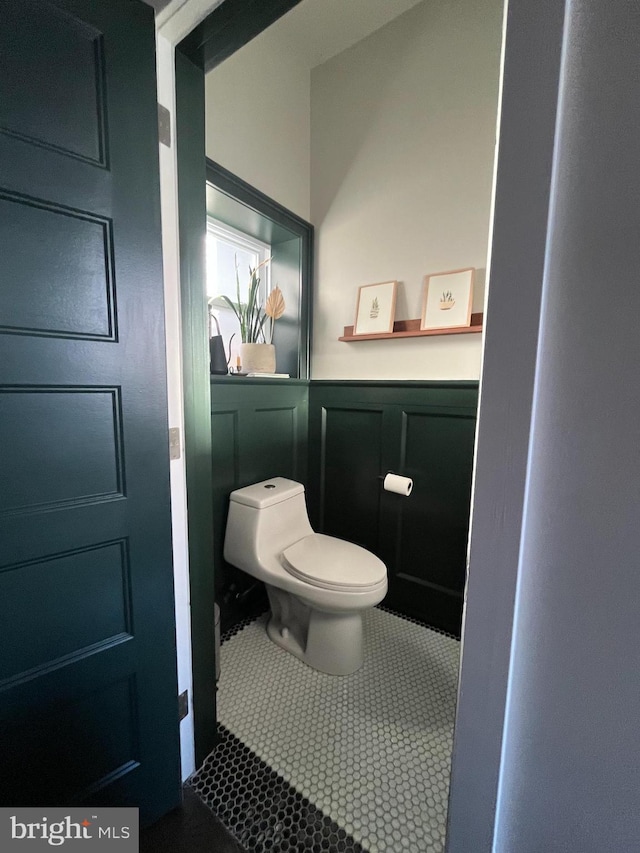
[224, 477, 314, 572]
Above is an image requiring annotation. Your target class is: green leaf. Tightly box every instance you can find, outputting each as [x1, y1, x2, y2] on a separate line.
[255, 312, 267, 343]
[234, 256, 247, 342]
[218, 294, 241, 323]
[227, 255, 274, 342]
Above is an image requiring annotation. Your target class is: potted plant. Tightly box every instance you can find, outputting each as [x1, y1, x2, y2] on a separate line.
[218, 258, 285, 374]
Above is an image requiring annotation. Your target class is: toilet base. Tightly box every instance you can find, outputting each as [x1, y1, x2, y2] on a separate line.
[266, 587, 364, 676]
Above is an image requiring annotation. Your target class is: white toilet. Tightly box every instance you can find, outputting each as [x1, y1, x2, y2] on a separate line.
[224, 477, 388, 675]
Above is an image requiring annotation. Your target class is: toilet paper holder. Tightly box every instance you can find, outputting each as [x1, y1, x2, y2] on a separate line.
[378, 472, 413, 496]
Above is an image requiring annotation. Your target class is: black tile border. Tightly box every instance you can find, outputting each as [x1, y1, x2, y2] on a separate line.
[377, 604, 461, 641]
[212, 604, 457, 851]
[221, 612, 268, 645]
[141, 785, 246, 853]
[190, 724, 367, 853]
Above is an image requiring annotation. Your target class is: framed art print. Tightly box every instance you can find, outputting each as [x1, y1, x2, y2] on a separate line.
[354, 280, 398, 335]
[421, 268, 475, 330]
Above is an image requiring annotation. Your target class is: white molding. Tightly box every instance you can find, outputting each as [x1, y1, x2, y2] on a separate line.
[156, 29, 195, 782]
[157, 0, 225, 46]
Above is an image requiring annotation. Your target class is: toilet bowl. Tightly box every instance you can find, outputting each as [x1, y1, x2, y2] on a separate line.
[223, 477, 388, 675]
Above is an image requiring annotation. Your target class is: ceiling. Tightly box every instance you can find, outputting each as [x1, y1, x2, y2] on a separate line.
[145, 0, 425, 69]
[142, 0, 173, 12]
[256, 0, 425, 70]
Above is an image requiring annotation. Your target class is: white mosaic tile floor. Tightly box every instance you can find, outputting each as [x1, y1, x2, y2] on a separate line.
[217, 608, 460, 853]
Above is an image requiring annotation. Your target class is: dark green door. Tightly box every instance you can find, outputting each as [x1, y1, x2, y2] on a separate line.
[0, 0, 180, 822]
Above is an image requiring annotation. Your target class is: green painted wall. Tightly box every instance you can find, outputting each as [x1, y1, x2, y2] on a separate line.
[176, 51, 216, 766]
[210, 377, 308, 624]
[308, 381, 478, 635]
[211, 379, 478, 635]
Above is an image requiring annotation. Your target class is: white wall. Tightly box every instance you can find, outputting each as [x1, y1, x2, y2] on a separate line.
[205, 30, 311, 221]
[310, 0, 502, 380]
[203, 0, 502, 380]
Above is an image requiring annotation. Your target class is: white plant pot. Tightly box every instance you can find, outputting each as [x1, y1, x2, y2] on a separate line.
[240, 343, 276, 374]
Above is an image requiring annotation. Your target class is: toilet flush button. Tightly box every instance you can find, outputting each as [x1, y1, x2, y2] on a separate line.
[281, 627, 289, 639]
[264, 484, 276, 489]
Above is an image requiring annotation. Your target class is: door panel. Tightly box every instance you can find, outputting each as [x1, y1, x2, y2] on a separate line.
[3, 676, 140, 807]
[0, 387, 123, 512]
[0, 0, 180, 821]
[0, 192, 116, 339]
[0, 540, 130, 683]
[1, 0, 107, 165]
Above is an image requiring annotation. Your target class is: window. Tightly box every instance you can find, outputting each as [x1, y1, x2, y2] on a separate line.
[206, 219, 271, 367]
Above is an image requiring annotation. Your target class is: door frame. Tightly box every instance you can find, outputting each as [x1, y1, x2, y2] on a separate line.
[158, 0, 304, 772]
[158, 0, 564, 848]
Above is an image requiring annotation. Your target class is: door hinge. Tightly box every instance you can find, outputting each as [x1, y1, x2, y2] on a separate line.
[178, 690, 189, 722]
[158, 103, 171, 147]
[169, 426, 181, 460]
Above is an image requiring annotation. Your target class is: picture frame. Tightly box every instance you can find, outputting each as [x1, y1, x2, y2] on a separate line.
[354, 280, 398, 335]
[421, 267, 475, 330]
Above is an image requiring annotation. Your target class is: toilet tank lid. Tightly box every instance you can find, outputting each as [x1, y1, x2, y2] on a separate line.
[229, 477, 305, 509]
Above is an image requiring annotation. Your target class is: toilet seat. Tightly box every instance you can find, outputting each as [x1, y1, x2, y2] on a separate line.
[282, 534, 387, 592]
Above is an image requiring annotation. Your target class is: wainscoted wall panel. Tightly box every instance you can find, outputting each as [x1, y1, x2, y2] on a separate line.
[319, 406, 385, 554]
[210, 379, 476, 634]
[210, 378, 309, 605]
[308, 382, 478, 635]
[392, 407, 477, 633]
[246, 406, 301, 481]
[211, 410, 239, 492]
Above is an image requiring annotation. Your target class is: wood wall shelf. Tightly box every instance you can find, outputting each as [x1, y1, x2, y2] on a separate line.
[339, 313, 483, 342]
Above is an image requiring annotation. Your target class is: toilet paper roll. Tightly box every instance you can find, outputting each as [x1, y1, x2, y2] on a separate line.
[383, 473, 413, 496]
